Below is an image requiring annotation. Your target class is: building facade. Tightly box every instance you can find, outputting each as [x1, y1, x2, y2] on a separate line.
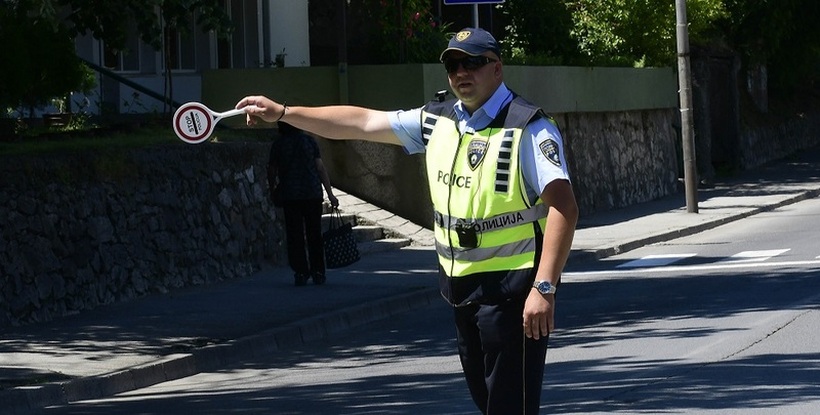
[70, 0, 308, 115]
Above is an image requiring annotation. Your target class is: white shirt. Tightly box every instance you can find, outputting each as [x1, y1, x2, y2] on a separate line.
[387, 83, 571, 201]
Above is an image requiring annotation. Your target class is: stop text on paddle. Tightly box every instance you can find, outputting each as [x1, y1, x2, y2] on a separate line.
[172, 102, 247, 144]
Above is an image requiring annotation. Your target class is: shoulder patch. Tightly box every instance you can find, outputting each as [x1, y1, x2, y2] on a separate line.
[539, 139, 562, 167]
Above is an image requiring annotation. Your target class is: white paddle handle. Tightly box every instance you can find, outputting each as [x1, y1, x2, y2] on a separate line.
[215, 108, 246, 119]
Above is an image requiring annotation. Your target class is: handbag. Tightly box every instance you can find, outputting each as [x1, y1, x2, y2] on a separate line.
[323, 208, 360, 269]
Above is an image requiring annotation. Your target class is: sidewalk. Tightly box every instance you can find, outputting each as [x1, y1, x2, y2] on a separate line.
[3, 147, 820, 414]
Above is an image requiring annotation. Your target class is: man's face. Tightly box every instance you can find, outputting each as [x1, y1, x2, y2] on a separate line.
[443, 51, 502, 114]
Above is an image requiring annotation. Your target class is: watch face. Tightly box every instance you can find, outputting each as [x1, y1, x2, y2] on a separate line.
[536, 281, 553, 294]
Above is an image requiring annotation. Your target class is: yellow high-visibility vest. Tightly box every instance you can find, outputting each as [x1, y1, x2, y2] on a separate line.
[422, 97, 547, 277]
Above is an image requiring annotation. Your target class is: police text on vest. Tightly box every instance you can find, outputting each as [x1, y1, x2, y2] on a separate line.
[437, 171, 472, 188]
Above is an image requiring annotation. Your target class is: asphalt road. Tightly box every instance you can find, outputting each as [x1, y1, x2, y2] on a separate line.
[35, 198, 820, 415]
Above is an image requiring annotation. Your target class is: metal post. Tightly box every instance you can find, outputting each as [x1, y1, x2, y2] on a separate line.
[472, 4, 479, 27]
[338, 0, 349, 103]
[675, 0, 698, 213]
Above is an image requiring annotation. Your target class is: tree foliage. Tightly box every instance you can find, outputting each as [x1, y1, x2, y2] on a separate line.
[499, 0, 818, 89]
[58, 0, 232, 51]
[350, 0, 450, 64]
[0, 0, 232, 115]
[565, 0, 727, 67]
[0, 1, 94, 113]
[718, 0, 820, 90]
[497, 0, 581, 65]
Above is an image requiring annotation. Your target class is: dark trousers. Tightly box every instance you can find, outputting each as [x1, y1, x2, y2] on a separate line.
[282, 199, 325, 276]
[454, 297, 549, 415]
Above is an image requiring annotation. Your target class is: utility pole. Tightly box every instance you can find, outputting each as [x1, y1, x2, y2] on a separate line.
[675, 0, 699, 213]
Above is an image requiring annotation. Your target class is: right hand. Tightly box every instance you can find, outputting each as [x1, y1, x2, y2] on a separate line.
[235, 96, 286, 125]
[523, 289, 555, 340]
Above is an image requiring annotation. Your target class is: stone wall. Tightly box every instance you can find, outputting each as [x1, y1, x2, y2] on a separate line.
[740, 111, 820, 170]
[559, 109, 680, 215]
[319, 108, 680, 225]
[0, 143, 281, 328]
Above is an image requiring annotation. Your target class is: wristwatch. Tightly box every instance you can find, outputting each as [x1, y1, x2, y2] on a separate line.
[532, 280, 557, 295]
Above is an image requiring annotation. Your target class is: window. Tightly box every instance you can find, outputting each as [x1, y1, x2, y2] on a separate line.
[165, 17, 198, 71]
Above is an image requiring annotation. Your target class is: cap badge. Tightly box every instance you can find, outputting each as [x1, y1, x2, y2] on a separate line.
[455, 30, 472, 42]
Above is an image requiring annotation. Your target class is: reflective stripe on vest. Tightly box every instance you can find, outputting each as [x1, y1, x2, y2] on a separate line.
[435, 234, 538, 262]
[434, 204, 547, 232]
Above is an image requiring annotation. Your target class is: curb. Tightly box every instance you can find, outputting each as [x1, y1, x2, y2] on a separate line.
[2, 287, 441, 415]
[570, 189, 820, 263]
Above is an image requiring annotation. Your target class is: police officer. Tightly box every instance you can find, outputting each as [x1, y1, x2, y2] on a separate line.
[236, 27, 578, 414]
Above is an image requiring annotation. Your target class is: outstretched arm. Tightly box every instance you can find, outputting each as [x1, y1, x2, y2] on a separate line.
[235, 95, 402, 146]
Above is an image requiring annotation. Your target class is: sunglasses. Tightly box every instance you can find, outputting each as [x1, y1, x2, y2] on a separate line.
[443, 56, 497, 74]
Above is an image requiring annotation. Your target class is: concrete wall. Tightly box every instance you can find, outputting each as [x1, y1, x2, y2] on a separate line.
[203, 65, 677, 115]
[204, 64, 680, 225]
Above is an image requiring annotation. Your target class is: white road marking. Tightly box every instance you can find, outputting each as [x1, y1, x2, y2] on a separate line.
[565, 259, 820, 279]
[718, 249, 791, 263]
[616, 253, 697, 269]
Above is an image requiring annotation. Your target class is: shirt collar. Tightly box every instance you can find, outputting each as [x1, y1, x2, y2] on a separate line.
[453, 83, 513, 133]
